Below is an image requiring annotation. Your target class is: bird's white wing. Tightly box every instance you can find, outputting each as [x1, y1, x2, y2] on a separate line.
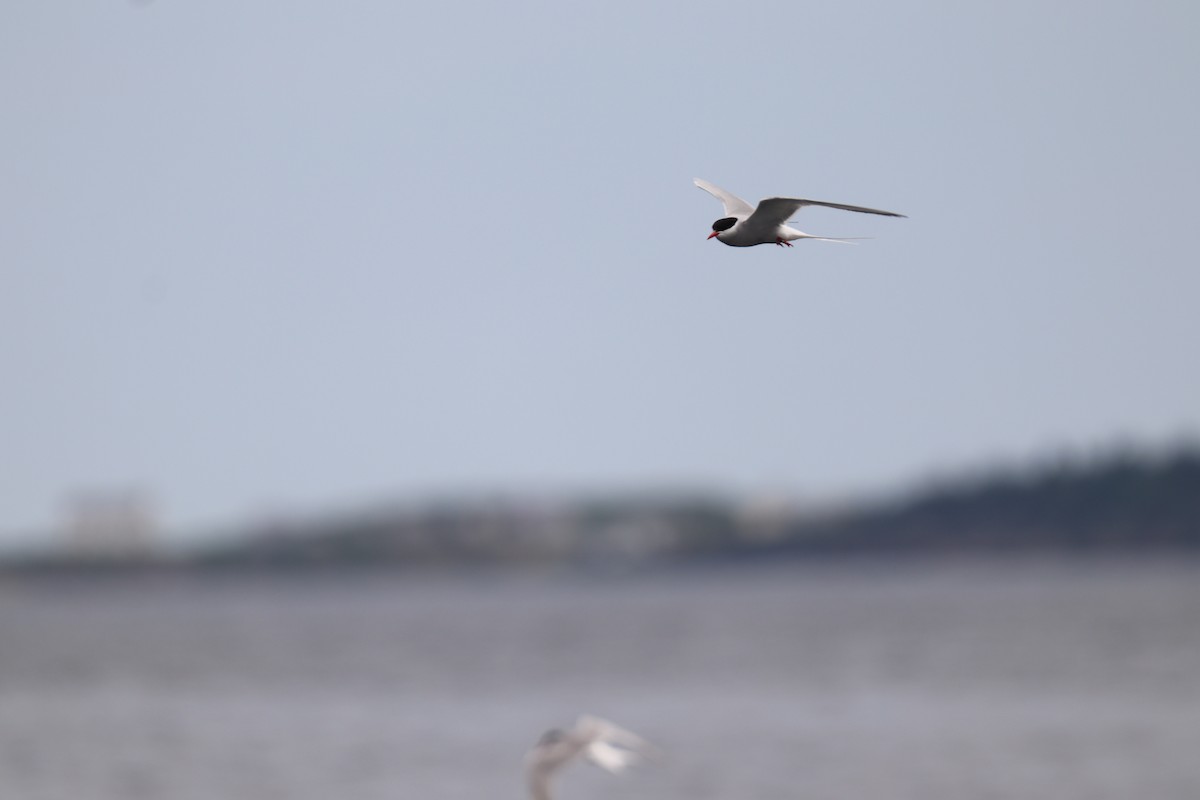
[576, 716, 653, 750]
[575, 716, 658, 773]
[752, 197, 906, 228]
[694, 178, 754, 217]
[584, 741, 640, 774]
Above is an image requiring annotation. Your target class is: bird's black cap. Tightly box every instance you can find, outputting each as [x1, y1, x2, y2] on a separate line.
[711, 217, 737, 232]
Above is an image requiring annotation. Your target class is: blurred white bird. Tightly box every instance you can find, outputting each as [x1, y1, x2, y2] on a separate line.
[525, 715, 658, 800]
[695, 178, 905, 247]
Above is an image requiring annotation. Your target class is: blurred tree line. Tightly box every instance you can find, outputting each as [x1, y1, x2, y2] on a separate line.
[755, 445, 1200, 556]
[5, 445, 1197, 573]
[194, 445, 1199, 569]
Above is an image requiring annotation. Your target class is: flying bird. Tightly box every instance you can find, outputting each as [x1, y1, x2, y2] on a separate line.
[525, 715, 658, 800]
[695, 178, 905, 247]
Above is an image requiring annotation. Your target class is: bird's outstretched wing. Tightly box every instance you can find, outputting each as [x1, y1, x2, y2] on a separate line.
[750, 196, 905, 229]
[694, 178, 755, 218]
[575, 716, 657, 773]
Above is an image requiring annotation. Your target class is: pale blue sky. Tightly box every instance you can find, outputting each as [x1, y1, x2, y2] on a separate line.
[3, 1, 1198, 546]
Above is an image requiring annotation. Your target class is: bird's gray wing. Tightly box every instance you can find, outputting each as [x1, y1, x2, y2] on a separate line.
[693, 178, 755, 217]
[750, 197, 906, 231]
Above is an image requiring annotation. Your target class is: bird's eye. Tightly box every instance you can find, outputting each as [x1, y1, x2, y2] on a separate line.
[712, 217, 737, 232]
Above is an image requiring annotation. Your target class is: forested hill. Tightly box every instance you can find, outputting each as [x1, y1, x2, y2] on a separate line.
[764, 447, 1200, 555]
[9, 447, 1196, 572]
[194, 446, 1200, 568]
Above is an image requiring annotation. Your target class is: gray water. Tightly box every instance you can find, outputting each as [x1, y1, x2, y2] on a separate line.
[1, 558, 1198, 800]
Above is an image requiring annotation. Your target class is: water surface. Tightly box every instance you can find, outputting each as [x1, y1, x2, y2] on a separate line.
[1, 558, 1197, 800]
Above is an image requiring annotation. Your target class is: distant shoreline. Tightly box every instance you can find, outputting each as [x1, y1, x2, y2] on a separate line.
[7, 445, 1198, 572]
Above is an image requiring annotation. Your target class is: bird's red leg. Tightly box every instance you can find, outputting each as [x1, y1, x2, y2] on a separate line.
[776, 237, 793, 247]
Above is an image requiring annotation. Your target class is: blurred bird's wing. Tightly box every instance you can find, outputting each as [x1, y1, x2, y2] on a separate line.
[585, 740, 641, 773]
[575, 716, 652, 748]
[693, 178, 755, 218]
[575, 716, 658, 773]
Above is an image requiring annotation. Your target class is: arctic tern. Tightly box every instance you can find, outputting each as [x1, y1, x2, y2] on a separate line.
[525, 715, 657, 800]
[696, 178, 904, 247]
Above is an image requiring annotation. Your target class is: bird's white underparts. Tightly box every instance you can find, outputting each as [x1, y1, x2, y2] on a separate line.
[524, 715, 658, 800]
[695, 177, 905, 247]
